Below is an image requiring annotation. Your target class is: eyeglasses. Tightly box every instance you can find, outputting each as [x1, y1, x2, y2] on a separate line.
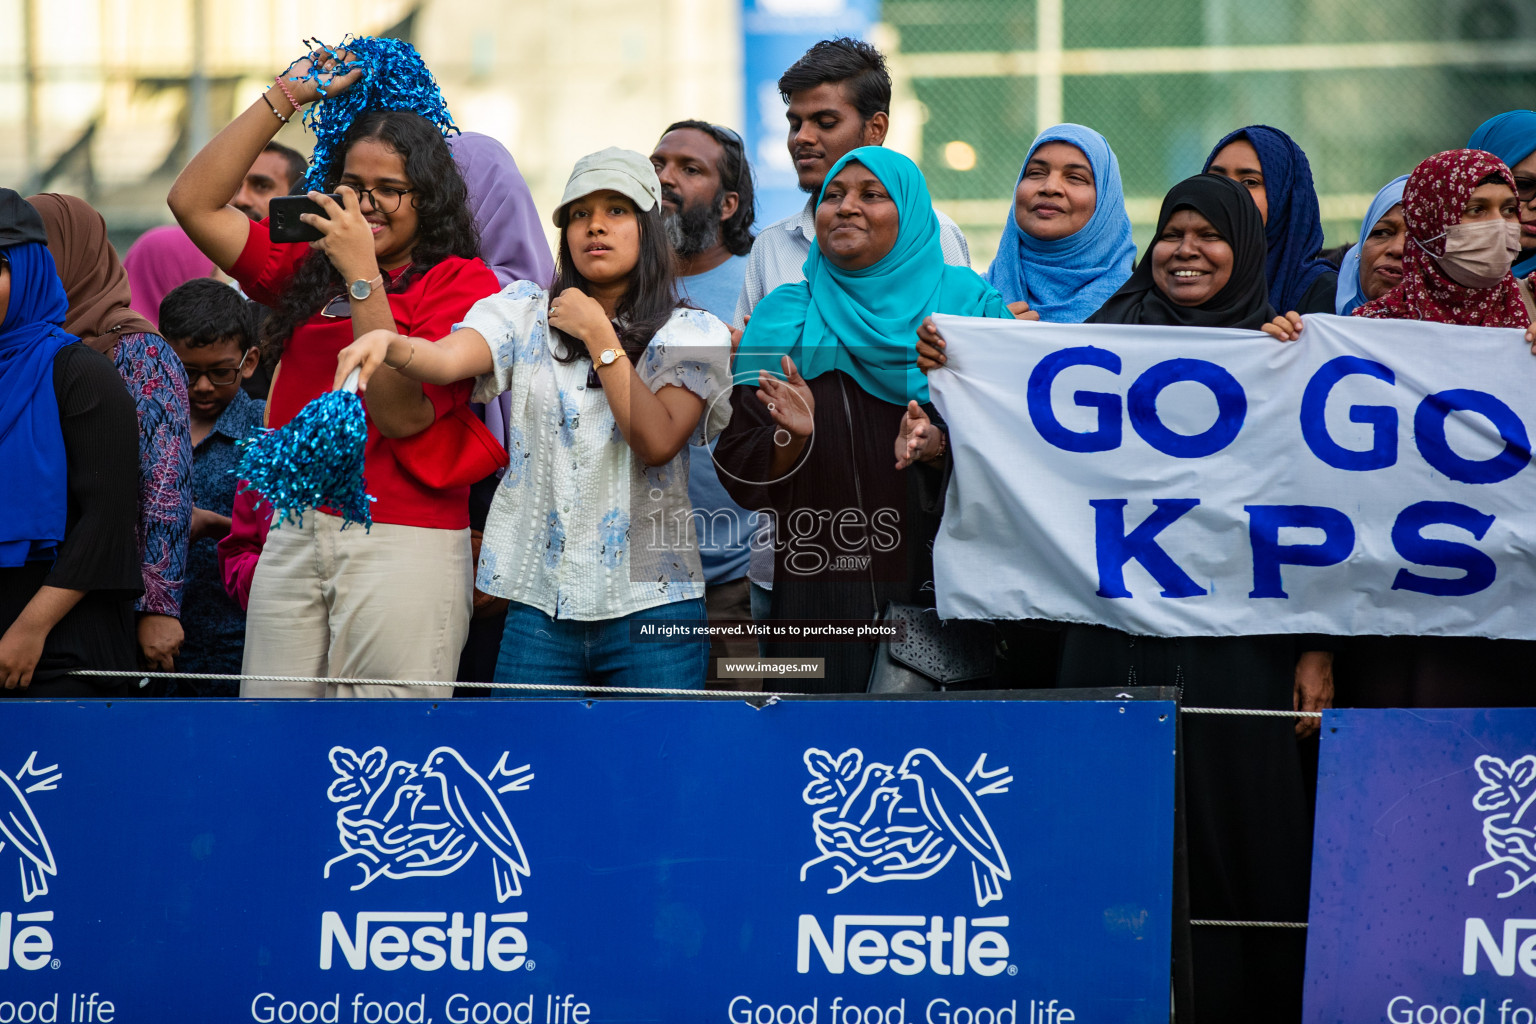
[1515, 176, 1536, 204]
[186, 349, 255, 387]
[336, 184, 416, 213]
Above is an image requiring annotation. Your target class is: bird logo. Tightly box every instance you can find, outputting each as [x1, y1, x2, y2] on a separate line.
[799, 746, 1012, 908]
[1468, 753, 1536, 898]
[0, 752, 62, 903]
[324, 745, 533, 902]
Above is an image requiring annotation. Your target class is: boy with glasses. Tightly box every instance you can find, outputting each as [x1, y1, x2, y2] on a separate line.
[157, 279, 264, 689]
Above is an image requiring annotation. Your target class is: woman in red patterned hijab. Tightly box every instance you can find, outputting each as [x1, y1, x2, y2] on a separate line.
[1353, 149, 1529, 328]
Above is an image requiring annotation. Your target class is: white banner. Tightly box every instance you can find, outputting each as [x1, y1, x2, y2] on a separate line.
[927, 313, 1536, 639]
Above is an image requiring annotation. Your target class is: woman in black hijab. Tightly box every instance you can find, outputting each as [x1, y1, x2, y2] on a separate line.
[1065, 174, 1319, 1023]
[1088, 172, 1296, 330]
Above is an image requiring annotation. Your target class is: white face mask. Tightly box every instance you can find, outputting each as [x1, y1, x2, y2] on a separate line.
[1417, 218, 1523, 289]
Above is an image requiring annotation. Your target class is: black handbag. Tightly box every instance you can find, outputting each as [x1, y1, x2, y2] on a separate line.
[866, 602, 997, 693]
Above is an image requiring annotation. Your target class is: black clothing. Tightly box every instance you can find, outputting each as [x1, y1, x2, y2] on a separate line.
[1077, 183, 1315, 1019]
[1057, 628, 1313, 1021]
[1088, 174, 1276, 331]
[456, 470, 508, 688]
[0, 344, 142, 696]
[1294, 271, 1340, 314]
[1335, 636, 1536, 708]
[715, 370, 944, 692]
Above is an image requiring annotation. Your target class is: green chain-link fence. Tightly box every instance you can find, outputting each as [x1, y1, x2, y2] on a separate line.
[883, 0, 1536, 266]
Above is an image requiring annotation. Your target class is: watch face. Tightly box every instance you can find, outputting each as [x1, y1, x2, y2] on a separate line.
[601, 350, 616, 365]
[349, 280, 369, 301]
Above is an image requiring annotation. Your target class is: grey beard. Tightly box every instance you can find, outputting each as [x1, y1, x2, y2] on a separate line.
[664, 191, 725, 257]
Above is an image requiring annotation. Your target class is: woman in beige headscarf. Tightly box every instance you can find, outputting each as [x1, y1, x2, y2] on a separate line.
[28, 193, 192, 673]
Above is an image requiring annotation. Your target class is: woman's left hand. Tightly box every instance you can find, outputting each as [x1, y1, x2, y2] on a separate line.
[757, 355, 815, 439]
[303, 187, 379, 283]
[470, 530, 510, 620]
[1293, 650, 1334, 739]
[138, 613, 183, 672]
[0, 622, 46, 689]
[917, 316, 948, 373]
[1261, 310, 1304, 342]
[895, 400, 945, 469]
[548, 287, 614, 351]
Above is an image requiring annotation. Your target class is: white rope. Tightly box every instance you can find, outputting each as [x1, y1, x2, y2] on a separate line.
[1190, 919, 1308, 928]
[68, 670, 1330, 715]
[1182, 707, 1323, 718]
[68, 669, 792, 700]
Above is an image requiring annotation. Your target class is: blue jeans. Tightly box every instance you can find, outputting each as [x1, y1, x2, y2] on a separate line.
[750, 582, 773, 658]
[749, 581, 773, 621]
[492, 598, 709, 693]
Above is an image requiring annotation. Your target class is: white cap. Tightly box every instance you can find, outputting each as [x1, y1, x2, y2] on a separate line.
[552, 147, 663, 227]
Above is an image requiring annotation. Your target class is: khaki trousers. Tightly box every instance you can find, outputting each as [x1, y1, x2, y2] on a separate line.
[241, 511, 471, 698]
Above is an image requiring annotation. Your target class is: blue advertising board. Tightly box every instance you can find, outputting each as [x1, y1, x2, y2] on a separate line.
[0, 698, 1173, 1022]
[1306, 708, 1536, 1022]
[742, 0, 879, 227]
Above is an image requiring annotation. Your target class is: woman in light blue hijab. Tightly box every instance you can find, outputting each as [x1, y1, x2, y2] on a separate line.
[1334, 175, 1409, 315]
[984, 123, 1137, 323]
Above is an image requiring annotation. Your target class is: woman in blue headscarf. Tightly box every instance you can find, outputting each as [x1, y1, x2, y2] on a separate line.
[1334, 175, 1409, 315]
[716, 147, 1010, 692]
[0, 189, 142, 696]
[985, 123, 1137, 323]
[1205, 124, 1338, 314]
[1468, 110, 1536, 280]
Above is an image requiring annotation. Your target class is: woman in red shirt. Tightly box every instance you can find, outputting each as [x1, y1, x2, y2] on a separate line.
[169, 50, 499, 697]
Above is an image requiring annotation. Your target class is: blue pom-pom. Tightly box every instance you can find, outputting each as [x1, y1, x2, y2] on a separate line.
[287, 35, 458, 192]
[235, 389, 375, 530]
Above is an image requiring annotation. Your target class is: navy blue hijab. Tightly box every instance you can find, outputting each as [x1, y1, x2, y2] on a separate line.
[0, 228, 80, 567]
[1204, 125, 1336, 313]
[1467, 110, 1536, 279]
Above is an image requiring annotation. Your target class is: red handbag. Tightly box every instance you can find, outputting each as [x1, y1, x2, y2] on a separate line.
[389, 403, 510, 490]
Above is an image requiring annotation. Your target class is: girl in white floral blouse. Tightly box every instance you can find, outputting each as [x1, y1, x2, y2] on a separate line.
[336, 148, 732, 689]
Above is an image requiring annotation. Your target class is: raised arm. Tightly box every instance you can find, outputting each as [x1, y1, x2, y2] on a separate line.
[168, 51, 361, 270]
[333, 327, 495, 437]
[547, 289, 706, 467]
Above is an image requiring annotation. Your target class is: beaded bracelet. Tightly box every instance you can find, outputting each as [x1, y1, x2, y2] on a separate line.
[259, 91, 289, 124]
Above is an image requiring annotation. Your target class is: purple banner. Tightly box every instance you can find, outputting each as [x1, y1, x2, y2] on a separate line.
[1306, 708, 1536, 1022]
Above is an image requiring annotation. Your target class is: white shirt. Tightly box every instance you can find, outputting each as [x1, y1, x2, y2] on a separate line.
[733, 199, 973, 327]
[461, 280, 734, 620]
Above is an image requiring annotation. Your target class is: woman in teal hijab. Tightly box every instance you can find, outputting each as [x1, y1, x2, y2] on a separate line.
[717, 147, 1009, 693]
[733, 147, 1007, 406]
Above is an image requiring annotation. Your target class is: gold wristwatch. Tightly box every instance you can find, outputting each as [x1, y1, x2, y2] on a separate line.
[596, 347, 626, 367]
